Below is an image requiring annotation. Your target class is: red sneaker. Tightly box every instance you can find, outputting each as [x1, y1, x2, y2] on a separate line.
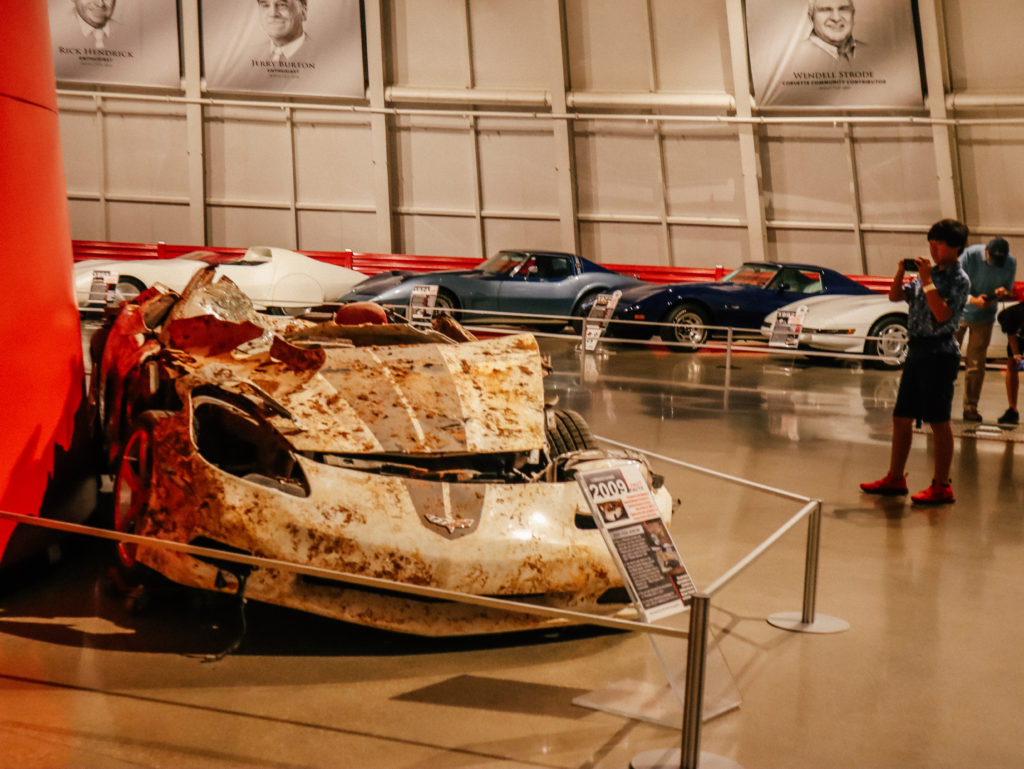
[911, 480, 955, 506]
[860, 474, 908, 495]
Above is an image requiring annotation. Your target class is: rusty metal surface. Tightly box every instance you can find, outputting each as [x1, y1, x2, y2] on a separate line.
[94, 278, 674, 635]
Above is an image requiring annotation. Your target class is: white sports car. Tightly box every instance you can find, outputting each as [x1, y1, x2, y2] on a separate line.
[762, 293, 1012, 368]
[761, 294, 910, 368]
[73, 246, 366, 313]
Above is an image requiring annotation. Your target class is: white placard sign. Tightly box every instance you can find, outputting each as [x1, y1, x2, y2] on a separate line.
[407, 284, 438, 324]
[86, 269, 119, 306]
[583, 290, 621, 351]
[577, 462, 696, 622]
[768, 306, 807, 348]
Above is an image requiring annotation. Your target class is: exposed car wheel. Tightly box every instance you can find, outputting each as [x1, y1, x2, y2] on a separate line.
[115, 276, 146, 302]
[265, 306, 312, 317]
[660, 302, 709, 351]
[546, 409, 597, 457]
[866, 315, 909, 368]
[569, 292, 600, 334]
[113, 412, 163, 569]
[433, 289, 458, 310]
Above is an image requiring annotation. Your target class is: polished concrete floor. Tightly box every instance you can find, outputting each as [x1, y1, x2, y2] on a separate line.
[2, 333, 1023, 768]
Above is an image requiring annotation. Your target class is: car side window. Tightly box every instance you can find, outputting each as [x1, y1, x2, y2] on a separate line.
[541, 257, 572, 280]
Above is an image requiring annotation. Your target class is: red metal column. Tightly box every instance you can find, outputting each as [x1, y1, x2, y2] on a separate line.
[0, 1, 84, 558]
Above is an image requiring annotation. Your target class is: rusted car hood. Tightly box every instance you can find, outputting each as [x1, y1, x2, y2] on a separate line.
[183, 331, 546, 455]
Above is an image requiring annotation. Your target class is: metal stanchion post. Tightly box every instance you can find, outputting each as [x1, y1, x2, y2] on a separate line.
[767, 501, 849, 634]
[723, 328, 732, 410]
[680, 594, 710, 768]
[631, 595, 742, 769]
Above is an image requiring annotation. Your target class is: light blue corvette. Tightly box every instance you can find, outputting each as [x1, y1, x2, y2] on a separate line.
[339, 249, 647, 326]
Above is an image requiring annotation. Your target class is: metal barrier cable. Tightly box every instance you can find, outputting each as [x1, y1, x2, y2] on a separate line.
[0, 509, 685, 639]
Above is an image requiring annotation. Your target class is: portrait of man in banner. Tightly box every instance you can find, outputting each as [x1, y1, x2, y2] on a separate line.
[746, 0, 923, 108]
[202, 0, 364, 98]
[49, 0, 181, 87]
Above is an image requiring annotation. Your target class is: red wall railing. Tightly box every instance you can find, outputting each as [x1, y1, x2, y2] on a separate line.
[71, 240, 1024, 298]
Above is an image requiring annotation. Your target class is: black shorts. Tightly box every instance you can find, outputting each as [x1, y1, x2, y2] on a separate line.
[893, 346, 960, 424]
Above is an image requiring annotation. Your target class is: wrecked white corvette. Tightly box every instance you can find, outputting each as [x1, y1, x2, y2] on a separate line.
[91, 267, 674, 635]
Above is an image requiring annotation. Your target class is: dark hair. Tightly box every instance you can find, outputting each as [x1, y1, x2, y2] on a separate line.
[927, 219, 970, 254]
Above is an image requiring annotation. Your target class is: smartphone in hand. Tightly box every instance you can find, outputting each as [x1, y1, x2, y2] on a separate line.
[902, 258, 919, 273]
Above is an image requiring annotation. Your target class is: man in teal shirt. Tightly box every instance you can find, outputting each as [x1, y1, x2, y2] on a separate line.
[956, 237, 1017, 421]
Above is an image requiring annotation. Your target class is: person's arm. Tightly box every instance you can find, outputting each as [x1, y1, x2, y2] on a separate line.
[917, 261, 954, 324]
[889, 259, 909, 302]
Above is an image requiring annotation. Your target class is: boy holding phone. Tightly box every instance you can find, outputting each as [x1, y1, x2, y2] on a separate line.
[861, 219, 971, 505]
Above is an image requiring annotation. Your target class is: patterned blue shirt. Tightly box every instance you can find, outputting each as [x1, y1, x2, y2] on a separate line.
[903, 261, 970, 355]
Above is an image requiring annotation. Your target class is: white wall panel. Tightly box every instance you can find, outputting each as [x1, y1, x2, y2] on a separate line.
[394, 116, 475, 211]
[669, 225, 748, 268]
[863, 230, 928, 276]
[580, 221, 666, 264]
[58, 108, 101, 196]
[469, 0, 550, 88]
[477, 120, 558, 215]
[766, 229, 859, 271]
[107, 202, 192, 245]
[205, 109, 293, 204]
[762, 127, 854, 223]
[650, 0, 731, 92]
[397, 214, 478, 257]
[293, 117, 374, 207]
[67, 200, 105, 241]
[207, 206, 294, 248]
[388, 0, 469, 86]
[854, 126, 942, 225]
[103, 105, 188, 199]
[297, 211, 379, 253]
[958, 123, 1024, 231]
[945, 0, 1024, 92]
[565, 0, 654, 90]
[483, 218, 561, 255]
[662, 126, 744, 219]
[575, 121, 663, 216]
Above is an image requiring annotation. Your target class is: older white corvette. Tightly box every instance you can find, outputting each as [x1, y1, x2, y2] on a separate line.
[91, 270, 673, 635]
[74, 246, 366, 313]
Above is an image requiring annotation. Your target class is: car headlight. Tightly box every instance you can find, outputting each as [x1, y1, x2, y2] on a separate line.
[191, 392, 310, 497]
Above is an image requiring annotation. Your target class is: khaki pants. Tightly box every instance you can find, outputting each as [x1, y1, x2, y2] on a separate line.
[955, 321, 994, 411]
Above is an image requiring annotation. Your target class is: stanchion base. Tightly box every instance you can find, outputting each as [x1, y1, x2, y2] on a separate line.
[630, 747, 743, 769]
[767, 611, 849, 634]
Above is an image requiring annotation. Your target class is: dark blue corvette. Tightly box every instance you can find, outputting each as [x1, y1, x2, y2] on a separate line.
[609, 262, 874, 351]
[339, 249, 646, 326]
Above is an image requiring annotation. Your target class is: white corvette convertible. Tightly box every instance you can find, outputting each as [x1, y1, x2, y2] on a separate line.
[74, 246, 366, 313]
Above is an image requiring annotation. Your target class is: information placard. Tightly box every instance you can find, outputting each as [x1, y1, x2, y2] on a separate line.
[583, 291, 621, 351]
[407, 284, 439, 325]
[577, 462, 696, 622]
[768, 306, 807, 349]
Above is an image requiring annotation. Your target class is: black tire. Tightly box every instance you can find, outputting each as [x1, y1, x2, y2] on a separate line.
[569, 292, 600, 334]
[265, 306, 311, 317]
[660, 302, 709, 351]
[865, 315, 909, 368]
[115, 275, 146, 302]
[433, 289, 459, 311]
[546, 409, 597, 457]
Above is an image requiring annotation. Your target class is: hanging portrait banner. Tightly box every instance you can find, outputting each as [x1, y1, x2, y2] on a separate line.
[746, 0, 923, 108]
[50, 0, 181, 88]
[201, 0, 364, 98]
